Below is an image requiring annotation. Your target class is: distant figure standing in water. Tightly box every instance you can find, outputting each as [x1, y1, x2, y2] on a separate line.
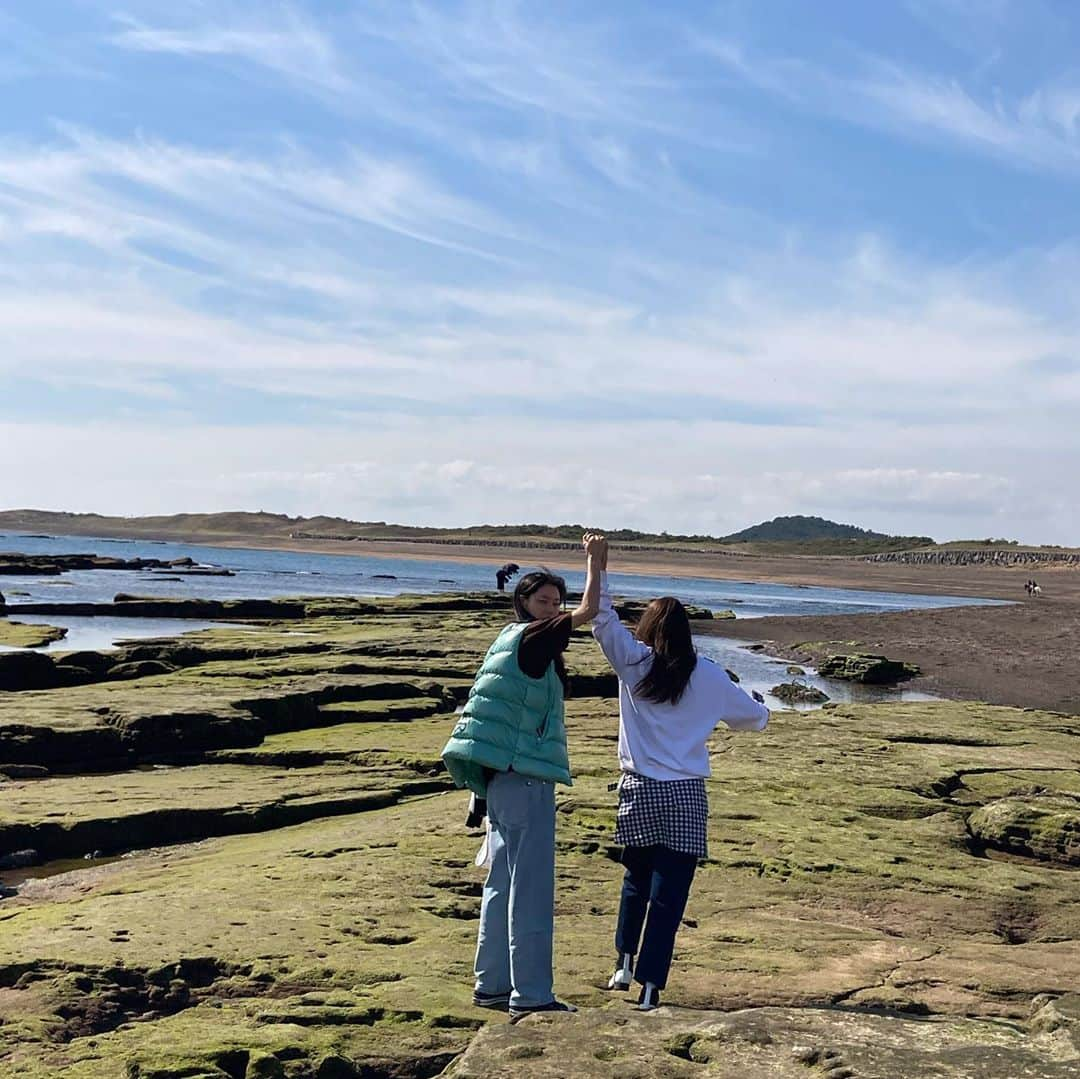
[495, 562, 519, 591]
[590, 541, 770, 1011]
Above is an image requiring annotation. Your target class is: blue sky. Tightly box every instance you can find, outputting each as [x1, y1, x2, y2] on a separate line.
[2, 1, 1079, 542]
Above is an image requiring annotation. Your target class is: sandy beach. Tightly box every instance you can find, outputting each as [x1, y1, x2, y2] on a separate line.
[697, 596, 1080, 714]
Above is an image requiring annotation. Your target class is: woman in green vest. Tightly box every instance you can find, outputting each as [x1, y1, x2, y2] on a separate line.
[442, 533, 607, 1021]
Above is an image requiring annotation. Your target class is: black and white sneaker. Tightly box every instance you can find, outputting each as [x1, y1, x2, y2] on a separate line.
[637, 983, 660, 1011]
[472, 989, 510, 1011]
[607, 953, 634, 991]
[508, 998, 578, 1024]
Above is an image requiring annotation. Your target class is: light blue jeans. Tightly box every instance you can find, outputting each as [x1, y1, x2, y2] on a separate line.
[474, 770, 556, 1008]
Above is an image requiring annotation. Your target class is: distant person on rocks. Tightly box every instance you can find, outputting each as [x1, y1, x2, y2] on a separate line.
[442, 535, 606, 1022]
[495, 562, 519, 591]
[590, 542, 769, 1012]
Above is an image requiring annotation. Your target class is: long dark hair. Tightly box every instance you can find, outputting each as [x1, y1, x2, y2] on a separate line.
[512, 569, 566, 621]
[633, 597, 697, 705]
[512, 569, 569, 690]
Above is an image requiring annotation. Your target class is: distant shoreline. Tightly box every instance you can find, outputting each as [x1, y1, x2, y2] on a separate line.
[4, 524, 1076, 603]
[5, 525, 1080, 714]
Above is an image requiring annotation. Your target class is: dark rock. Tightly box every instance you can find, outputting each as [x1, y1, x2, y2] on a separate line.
[609, 599, 718, 621]
[247, 1052, 287, 1079]
[54, 651, 116, 677]
[0, 552, 185, 576]
[315, 1054, 358, 1079]
[0, 848, 39, 869]
[8, 596, 306, 619]
[106, 660, 179, 681]
[0, 885, 18, 900]
[770, 682, 830, 704]
[0, 722, 128, 771]
[817, 653, 920, 684]
[0, 764, 48, 778]
[0, 651, 59, 691]
[53, 665, 95, 687]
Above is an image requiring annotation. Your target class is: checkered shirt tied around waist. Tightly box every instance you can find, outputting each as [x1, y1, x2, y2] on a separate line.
[615, 772, 709, 858]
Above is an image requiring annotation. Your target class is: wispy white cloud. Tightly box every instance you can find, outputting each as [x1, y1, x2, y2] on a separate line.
[700, 35, 1080, 174]
[3, 2, 1080, 542]
[110, 5, 351, 95]
[0, 125, 521, 300]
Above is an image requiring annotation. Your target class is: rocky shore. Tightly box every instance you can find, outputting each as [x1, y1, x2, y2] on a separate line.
[1, 592, 1078, 1077]
[0, 553, 225, 577]
[866, 548, 1080, 567]
[696, 595, 1080, 714]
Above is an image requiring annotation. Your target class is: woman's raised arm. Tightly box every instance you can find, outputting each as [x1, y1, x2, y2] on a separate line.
[570, 532, 607, 627]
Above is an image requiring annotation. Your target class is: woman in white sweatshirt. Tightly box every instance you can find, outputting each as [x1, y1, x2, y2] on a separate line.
[591, 551, 769, 1011]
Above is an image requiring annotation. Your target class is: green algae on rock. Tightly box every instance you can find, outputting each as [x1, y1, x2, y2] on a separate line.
[0, 621, 67, 649]
[968, 794, 1080, 867]
[1, 592, 1079, 1077]
[769, 682, 830, 704]
[817, 652, 921, 684]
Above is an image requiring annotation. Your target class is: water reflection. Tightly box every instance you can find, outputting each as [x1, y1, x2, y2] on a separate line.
[694, 636, 939, 712]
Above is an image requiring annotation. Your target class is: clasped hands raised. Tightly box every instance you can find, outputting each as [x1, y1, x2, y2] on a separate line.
[582, 531, 608, 570]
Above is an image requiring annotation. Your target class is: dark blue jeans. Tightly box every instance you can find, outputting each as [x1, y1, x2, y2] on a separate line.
[615, 844, 698, 990]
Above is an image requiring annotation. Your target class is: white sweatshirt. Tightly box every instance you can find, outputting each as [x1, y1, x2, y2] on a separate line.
[592, 573, 769, 781]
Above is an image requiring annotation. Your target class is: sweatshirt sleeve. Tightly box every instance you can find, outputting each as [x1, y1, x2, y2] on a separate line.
[591, 572, 653, 682]
[703, 659, 770, 731]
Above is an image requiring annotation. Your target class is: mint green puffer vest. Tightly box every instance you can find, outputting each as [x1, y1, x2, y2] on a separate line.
[441, 622, 571, 797]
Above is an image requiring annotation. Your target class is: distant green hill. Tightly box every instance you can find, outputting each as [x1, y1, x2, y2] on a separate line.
[0, 509, 934, 555]
[720, 515, 935, 552]
[722, 515, 886, 543]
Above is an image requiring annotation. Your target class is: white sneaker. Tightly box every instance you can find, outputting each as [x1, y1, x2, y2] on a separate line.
[637, 983, 660, 1011]
[607, 953, 634, 991]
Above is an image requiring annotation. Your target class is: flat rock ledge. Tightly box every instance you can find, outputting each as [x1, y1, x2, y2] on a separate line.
[450, 997, 1080, 1079]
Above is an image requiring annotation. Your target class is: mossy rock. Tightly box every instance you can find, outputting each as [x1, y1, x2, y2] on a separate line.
[817, 653, 920, 684]
[0, 621, 67, 648]
[769, 682, 829, 704]
[2, 594, 1080, 1077]
[968, 795, 1080, 866]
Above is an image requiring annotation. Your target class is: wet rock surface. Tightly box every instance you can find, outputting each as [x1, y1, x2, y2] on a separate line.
[0, 592, 1077, 1077]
